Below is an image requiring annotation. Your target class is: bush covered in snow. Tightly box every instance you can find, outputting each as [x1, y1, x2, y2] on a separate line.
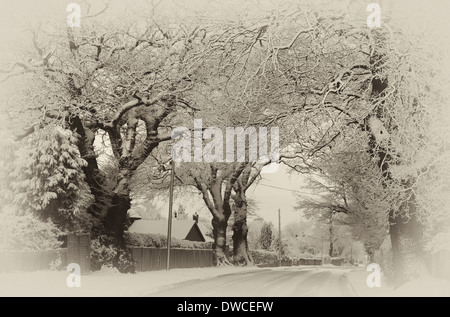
[90, 236, 117, 269]
[249, 249, 279, 265]
[0, 211, 63, 251]
[90, 235, 135, 273]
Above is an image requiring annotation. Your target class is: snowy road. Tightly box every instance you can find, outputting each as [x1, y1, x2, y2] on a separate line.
[148, 267, 357, 297]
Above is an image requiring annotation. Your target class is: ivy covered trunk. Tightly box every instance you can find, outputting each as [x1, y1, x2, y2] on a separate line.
[231, 164, 257, 265]
[211, 182, 233, 266]
[232, 190, 254, 266]
[212, 217, 230, 265]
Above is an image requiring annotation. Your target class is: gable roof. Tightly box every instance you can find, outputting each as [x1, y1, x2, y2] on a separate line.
[127, 220, 206, 242]
[197, 223, 214, 243]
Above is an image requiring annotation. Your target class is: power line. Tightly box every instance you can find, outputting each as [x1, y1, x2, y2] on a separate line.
[257, 183, 297, 192]
[257, 183, 313, 195]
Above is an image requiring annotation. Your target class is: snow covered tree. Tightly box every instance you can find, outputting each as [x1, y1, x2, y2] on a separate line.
[7, 125, 93, 232]
[0, 3, 222, 248]
[175, 204, 188, 220]
[296, 156, 388, 261]
[247, 218, 265, 250]
[259, 222, 273, 251]
[257, 1, 450, 283]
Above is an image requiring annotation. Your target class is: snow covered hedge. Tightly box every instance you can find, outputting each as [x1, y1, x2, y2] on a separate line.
[250, 249, 279, 266]
[249, 250, 322, 266]
[92, 232, 212, 273]
[124, 232, 213, 249]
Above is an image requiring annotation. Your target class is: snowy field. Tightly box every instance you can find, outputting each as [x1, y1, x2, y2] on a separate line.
[0, 266, 449, 297]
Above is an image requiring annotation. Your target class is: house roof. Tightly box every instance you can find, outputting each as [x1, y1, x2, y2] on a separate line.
[127, 220, 206, 241]
[127, 209, 142, 220]
[197, 223, 214, 243]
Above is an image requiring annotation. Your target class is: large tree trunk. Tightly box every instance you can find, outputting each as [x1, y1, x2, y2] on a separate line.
[194, 163, 248, 266]
[214, 186, 233, 266]
[367, 31, 428, 284]
[371, 139, 429, 285]
[104, 168, 133, 244]
[68, 116, 109, 236]
[232, 217, 254, 266]
[389, 194, 428, 285]
[199, 178, 233, 266]
[105, 193, 131, 243]
[212, 217, 231, 266]
[370, 145, 429, 284]
[232, 191, 254, 266]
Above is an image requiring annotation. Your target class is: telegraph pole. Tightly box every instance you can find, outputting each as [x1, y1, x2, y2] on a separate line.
[321, 236, 324, 266]
[278, 209, 281, 267]
[166, 156, 175, 270]
[351, 244, 353, 264]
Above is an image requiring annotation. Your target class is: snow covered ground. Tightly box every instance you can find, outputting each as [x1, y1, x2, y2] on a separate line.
[388, 278, 450, 297]
[1, 266, 449, 297]
[0, 266, 261, 297]
[346, 269, 450, 297]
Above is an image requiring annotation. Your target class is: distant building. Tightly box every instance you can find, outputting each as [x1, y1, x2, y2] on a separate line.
[127, 209, 142, 224]
[127, 219, 207, 242]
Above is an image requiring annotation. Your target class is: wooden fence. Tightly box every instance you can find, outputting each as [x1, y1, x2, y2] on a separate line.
[0, 249, 67, 272]
[132, 247, 214, 272]
[0, 233, 90, 273]
[67, 233, 90, 273]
